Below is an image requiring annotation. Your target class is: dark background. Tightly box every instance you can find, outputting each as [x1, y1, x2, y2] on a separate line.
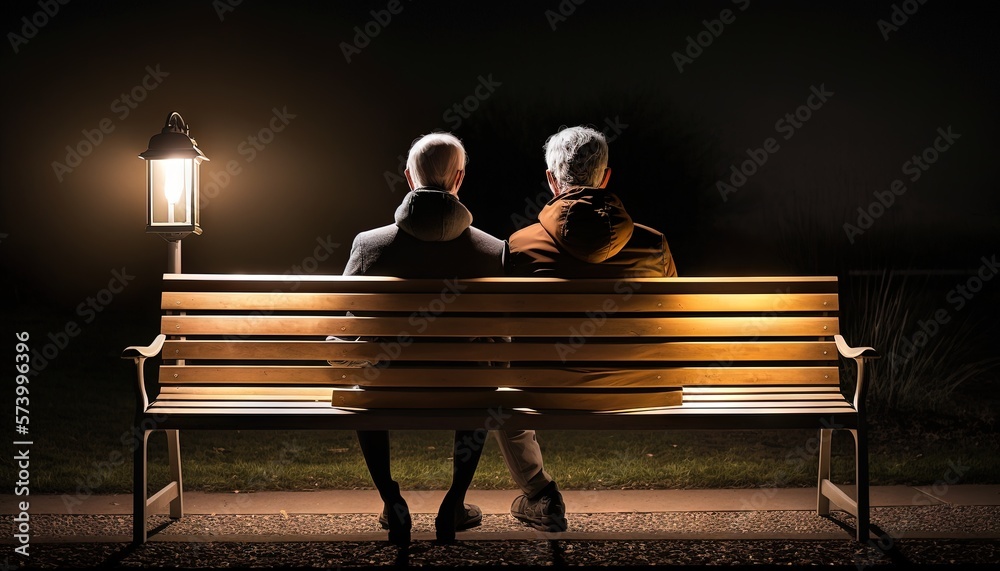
[1, 1, 997, 330]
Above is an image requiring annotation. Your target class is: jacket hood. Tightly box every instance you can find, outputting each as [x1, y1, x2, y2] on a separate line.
[538, 188, 634, 263]
[394, 188, 473, 242]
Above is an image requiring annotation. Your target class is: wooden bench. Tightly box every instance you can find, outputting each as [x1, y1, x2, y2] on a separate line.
[123, 274, 878, 543]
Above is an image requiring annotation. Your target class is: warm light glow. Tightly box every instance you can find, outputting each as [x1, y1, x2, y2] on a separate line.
[163, 159, 185, 205]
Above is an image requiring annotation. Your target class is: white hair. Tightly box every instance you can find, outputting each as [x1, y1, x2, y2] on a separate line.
[406, 132, 467, 190]
[544, 126, 608, 191]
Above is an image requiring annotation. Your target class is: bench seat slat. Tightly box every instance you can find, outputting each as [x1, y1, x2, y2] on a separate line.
[152, 390, 684, 412]
[155, 386, 842, 397]
[161, 315, 840, 337]
[165, 340, 839, 362]
[151, 396, 846, 410]
[141, 404, 856, 422]
[144, 401, 850, 414]
[158, 365, 840, 387]
[683, 386, 842, 394]
[156, 386, 846, 406]
[683, 392, 846, 402]
[163, 275, 839, 295]
[162, 292, 839, 312]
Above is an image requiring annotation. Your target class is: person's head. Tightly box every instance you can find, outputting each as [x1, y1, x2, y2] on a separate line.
[404, 132, 467, 194]
[543, 125, 611, 195]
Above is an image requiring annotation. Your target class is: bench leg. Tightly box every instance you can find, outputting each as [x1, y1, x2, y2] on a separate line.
[133, 429, 185, 544]
[816, 426, 870, 542]
[852, 427, 870, 541]
[816, 428, 833, 516]
[133, 429, 150, 544]
[166, 430, 184, 519]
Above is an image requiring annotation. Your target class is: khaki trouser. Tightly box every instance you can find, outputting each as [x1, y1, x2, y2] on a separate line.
[493, 429, 553, 498]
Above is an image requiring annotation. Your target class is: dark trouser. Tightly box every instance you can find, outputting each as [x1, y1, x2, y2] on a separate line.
[356, 429, 486, 515]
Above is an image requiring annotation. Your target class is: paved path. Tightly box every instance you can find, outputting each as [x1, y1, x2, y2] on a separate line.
[3, 487, 999, 568]
[7, 484, 1000, 517]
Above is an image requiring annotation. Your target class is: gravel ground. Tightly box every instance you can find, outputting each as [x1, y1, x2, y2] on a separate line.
[6, 506, 1000, 569]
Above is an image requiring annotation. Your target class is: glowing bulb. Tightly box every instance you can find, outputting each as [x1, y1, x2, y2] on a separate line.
[163, 160, 185, 205]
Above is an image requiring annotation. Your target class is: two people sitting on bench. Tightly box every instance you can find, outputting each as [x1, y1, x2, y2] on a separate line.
[341, 126, 677, 544]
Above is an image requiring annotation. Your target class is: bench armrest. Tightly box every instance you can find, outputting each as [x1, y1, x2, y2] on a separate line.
[834, 334, 880, 413]
[122, 334, 166, 411]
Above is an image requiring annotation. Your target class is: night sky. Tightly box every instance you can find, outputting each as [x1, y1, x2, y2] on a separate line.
[1, 0, 998, 314]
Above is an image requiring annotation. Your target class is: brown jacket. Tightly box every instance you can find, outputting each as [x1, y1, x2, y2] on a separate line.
[507, 188, 677, 278]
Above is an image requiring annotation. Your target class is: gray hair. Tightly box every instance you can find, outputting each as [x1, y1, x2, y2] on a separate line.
[406, 132, 467, 190]
[544, 126, 608, 191]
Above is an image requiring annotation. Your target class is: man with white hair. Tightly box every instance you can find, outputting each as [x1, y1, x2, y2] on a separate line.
[344, 132, 506, 544]
[496, 125, 678, 532]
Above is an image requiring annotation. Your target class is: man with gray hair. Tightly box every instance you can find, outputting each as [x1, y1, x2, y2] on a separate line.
[496, 125, 677, 532]
[343, 132, 506, 543]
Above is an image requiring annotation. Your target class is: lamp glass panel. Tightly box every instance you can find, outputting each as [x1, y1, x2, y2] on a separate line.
[149, 159, 194, 226]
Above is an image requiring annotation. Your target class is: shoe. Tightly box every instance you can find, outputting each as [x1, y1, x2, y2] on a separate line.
[434, 502, 483, 542]
[510, 481, 567, 532]
[377, 499, 411, 546]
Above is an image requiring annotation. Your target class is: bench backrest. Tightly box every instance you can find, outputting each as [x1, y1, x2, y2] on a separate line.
[157, 274, 842, 412]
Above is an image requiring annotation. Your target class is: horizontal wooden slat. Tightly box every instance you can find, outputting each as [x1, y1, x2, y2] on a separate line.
[684, 386, 843, 394]
[614, 405, 854, 415]
[163, 274, 839, 295]
[162, 292, 839, 313]
[143, 402, 855, 415]
[158, 365, 839, 387]
[684, 392, 846, 402]
[679, 400, 851, 408]
[161, 315, 840, 337]
[153, 400, 334, 408]
[330, 388, 682, 411]
[156, 384, 843, 397]
[158, 386, 333, 396]
[155, 390, 845, 404]
[164, 340, 839, 362]
[139, 404, 860, 431]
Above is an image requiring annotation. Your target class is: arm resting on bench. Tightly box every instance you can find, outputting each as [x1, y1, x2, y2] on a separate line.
[834, 334, 880, 413]
[122, 334, 166, 412]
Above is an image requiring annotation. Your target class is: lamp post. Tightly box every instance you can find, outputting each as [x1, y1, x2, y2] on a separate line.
[139, 112, 209, 273]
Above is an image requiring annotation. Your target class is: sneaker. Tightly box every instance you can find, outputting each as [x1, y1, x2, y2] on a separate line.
[510, 481, 567, 532]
